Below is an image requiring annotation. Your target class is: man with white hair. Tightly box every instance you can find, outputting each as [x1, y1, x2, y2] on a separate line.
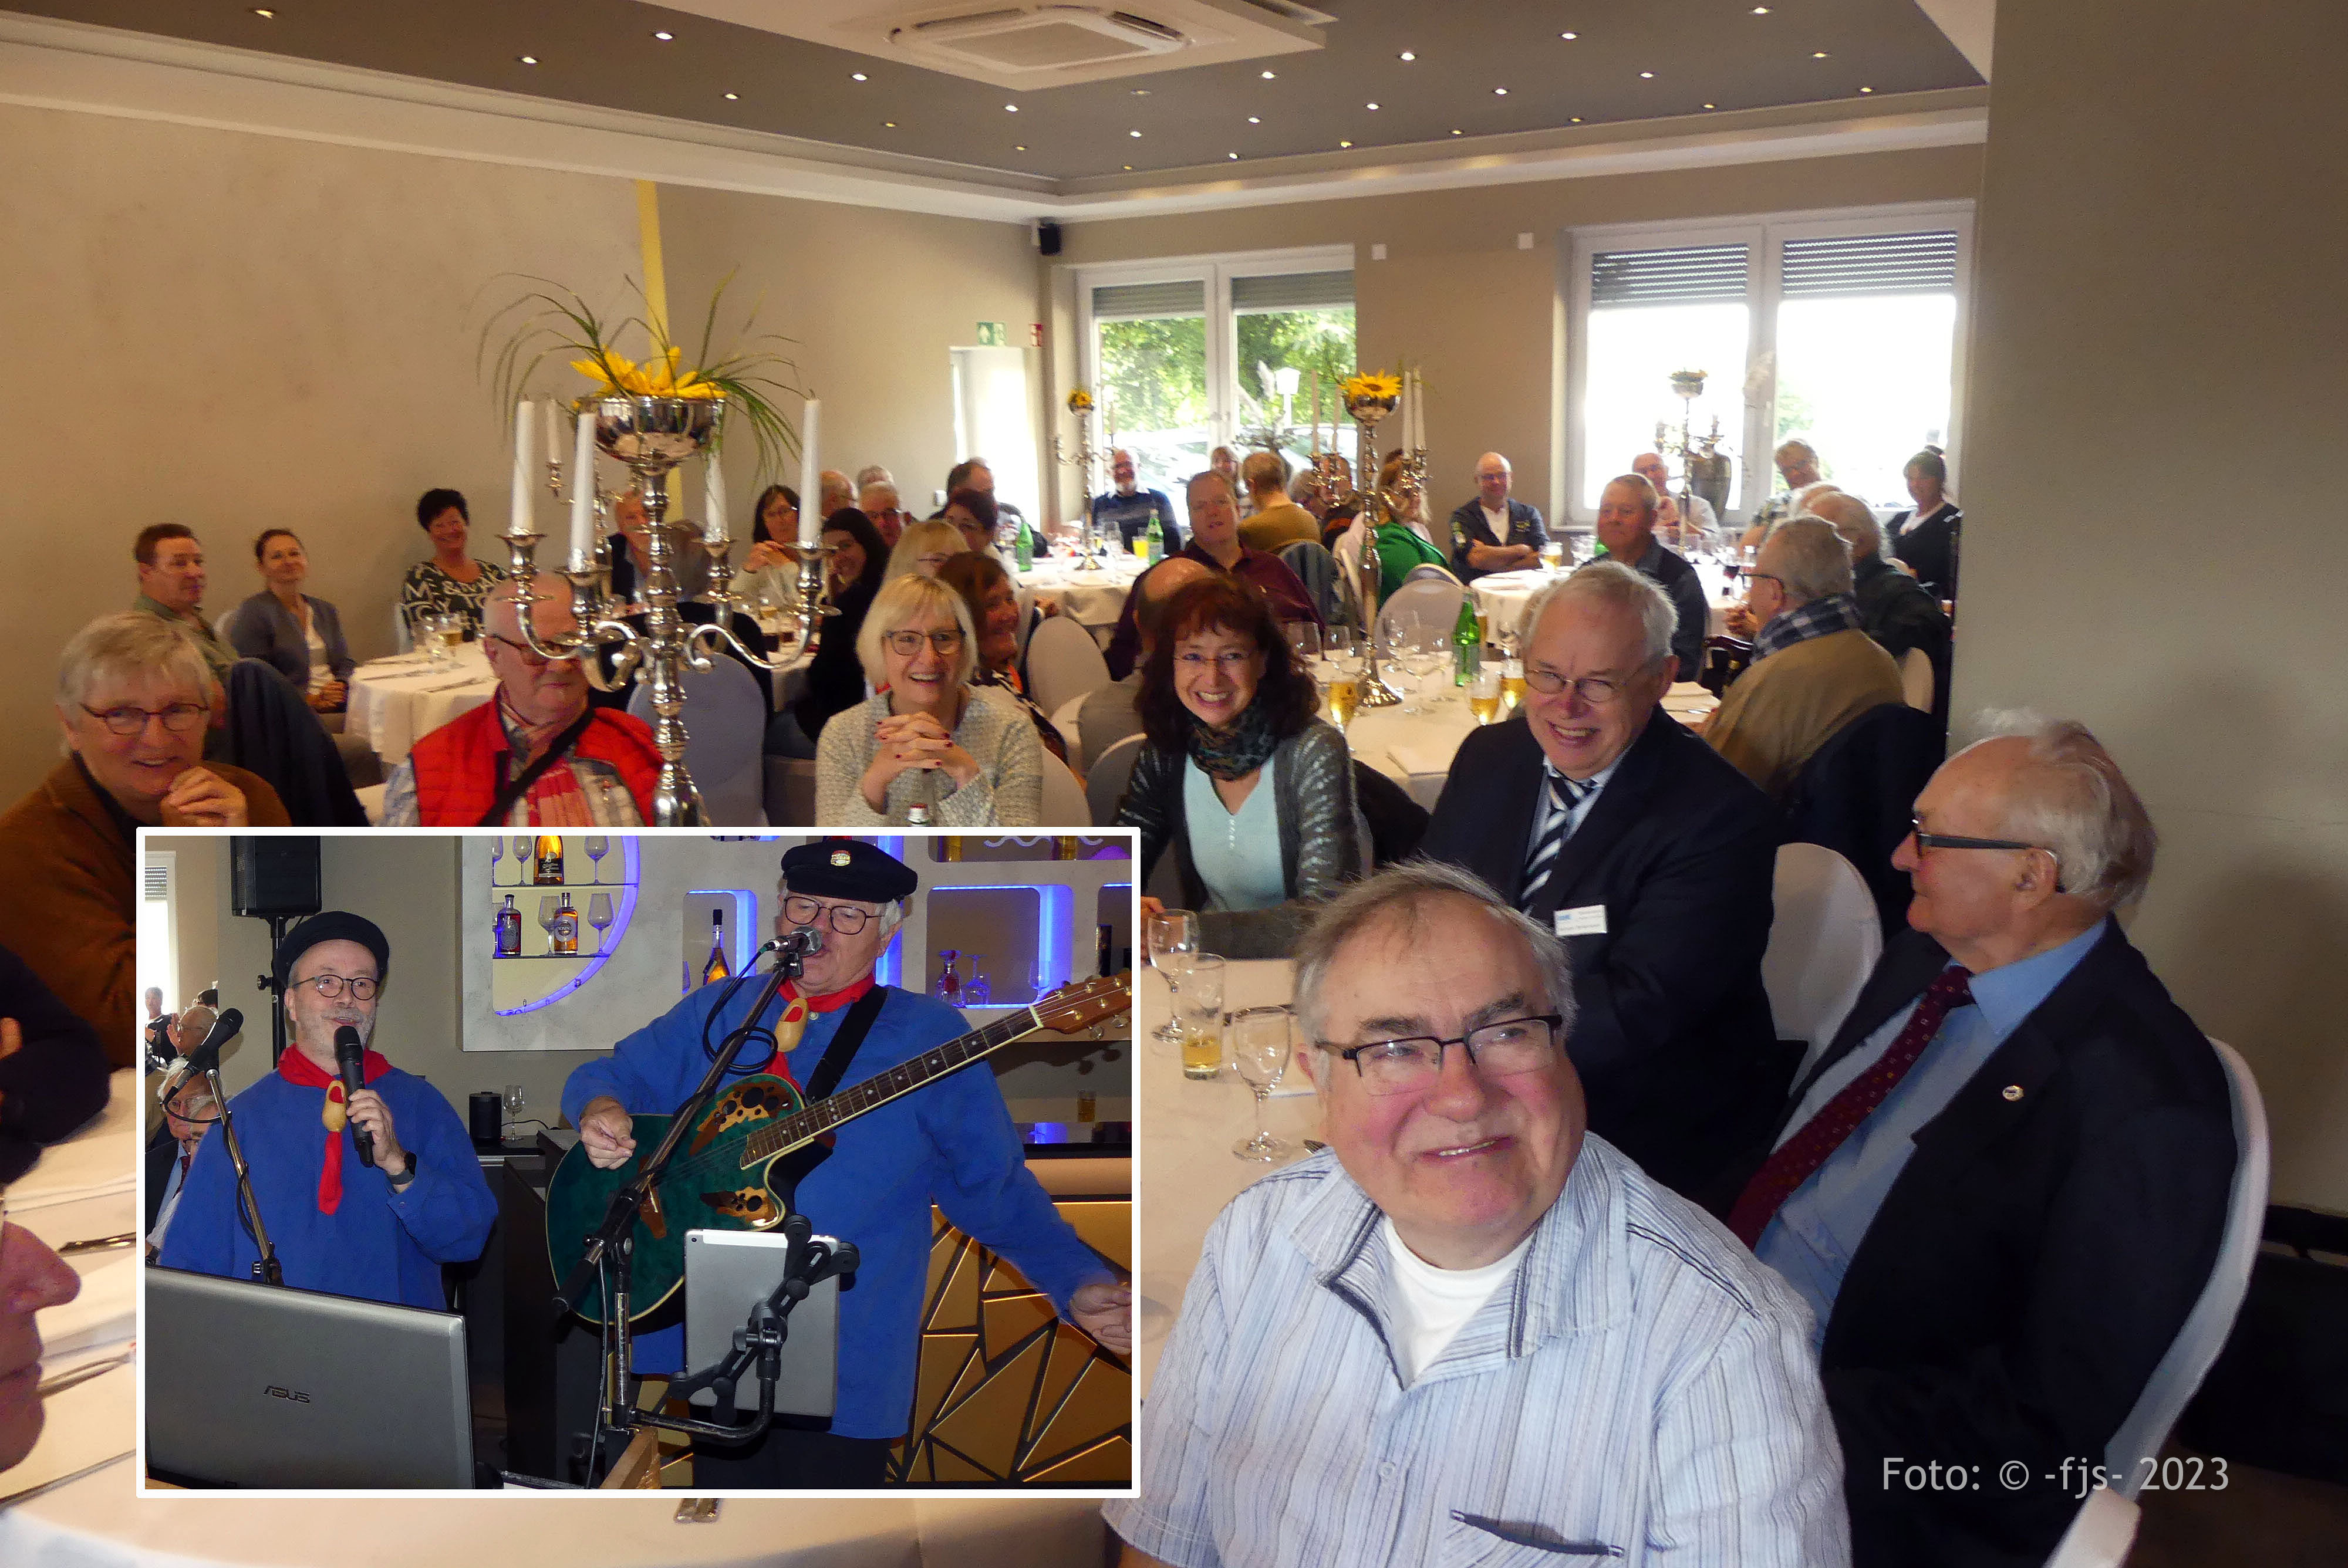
[1810, 491, 1951, 723]
[1725, 719, 2235, 1568]
[382, 576, 661, 825]
[1446, 452, 1546, 582]
[1705, 516, 1905, 802]
[1594, 473, 1708, 676]
[1109, 861, 1848, 1566]
[1089, 448, 1181, 555]
[859, 479, 910, 549]
[1421, 561, 1782, 1199]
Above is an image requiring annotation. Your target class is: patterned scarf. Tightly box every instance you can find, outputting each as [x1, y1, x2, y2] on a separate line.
[277, 1045, 391, 1214]
[1753, 591, 1866, 662]
[496, 693, 598, 826]
[1188, 698, 1282, 782]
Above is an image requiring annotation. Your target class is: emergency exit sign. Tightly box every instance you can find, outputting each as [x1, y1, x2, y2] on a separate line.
[974, 322, 1007, 346]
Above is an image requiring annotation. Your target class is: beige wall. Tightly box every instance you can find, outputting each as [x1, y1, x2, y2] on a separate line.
[1955, 2, 2348, 1209]
[1044, 146, 1984, 524]
[0, 104, 1039, 805]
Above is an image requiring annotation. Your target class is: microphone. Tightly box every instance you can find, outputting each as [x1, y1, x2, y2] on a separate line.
[175, 1008, 244, 1084]
[335, 1025, 375, 1169]
[779, 925, 825, 957]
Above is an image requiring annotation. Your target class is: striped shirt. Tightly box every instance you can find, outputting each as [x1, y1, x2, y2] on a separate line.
[1106, 1137, 1849, 1567]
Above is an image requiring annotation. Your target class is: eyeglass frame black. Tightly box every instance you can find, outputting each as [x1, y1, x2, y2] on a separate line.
[1907, 818, 2067, 891]
[79, 701, 211, 735]
[288, 974, 381, 1001]
[781, 893, 885, 935]
[1315, 1014, 1567, 1083]
[882, 628, 966, 655]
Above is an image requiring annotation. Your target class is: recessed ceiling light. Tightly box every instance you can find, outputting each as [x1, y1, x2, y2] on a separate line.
[1122, 164, 1132, 170]
[1005, 104, 1019, 111]
[1450, 129, 1462, 135]
[1561, 32, 1578, 40]
[724, 92, 738, 100]
[1338, 140, 1353, 148]
[1570, 116, 1583, 123]
[653, 31, 674, 42]
[1813, 51, 1830, 59]
[1229, 152, 1239, 159]
[1130, 129, 1142, 137]
[1131, 88, 1151, 96]
[251, 6, 274, 15]
[1640, 71, 1655, 79]
[1367, 102, 1380, 110]
[1399, 51, 1415, 62]
[1014, 144, 1027, 150]
[518, 55, 538, 65]
[883, 120, 896, 127]
[1261, 70, 1276, 79]
[1753, 5, 1770, 11]
[1860, 86, 1873, 93]
[1494, 86, 1509, 95]
[1247, 116, 1261, 124]
[851, 72, 868, 82]
[1703, 102, 1716, 109]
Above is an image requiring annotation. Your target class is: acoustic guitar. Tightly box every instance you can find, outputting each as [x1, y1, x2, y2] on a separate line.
[545, 973, 1131, 1324]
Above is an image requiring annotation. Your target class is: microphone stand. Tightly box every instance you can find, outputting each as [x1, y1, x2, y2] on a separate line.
[204, 1060, 282, 1286]
[552, 935, 813, 1486]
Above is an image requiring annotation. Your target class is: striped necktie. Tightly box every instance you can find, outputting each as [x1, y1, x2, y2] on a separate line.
[1726, 965, 1975, 1246]
[1519, 772, 1598, 913]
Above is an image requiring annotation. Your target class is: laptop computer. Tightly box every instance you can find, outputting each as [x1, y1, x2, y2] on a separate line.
[146, 1266, 473, 1488]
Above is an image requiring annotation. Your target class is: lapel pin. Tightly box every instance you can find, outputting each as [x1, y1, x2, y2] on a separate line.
[2001, 1084, 2023, 1102]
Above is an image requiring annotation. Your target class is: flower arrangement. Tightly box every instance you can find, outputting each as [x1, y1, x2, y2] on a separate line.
[1341, 369, 1403, 420]
[481, 271, 803, 478]
[1669, 369, 1708, 399]
[1067, 387, 1095, 414]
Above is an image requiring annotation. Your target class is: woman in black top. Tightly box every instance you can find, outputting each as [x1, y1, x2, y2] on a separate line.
[1887, 446, 1962, 600]
[766, 508, 891, 757]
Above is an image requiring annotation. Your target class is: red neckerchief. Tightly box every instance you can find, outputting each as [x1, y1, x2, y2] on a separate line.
[278, 1046, 391, 1214]
[743, 975, 878, 1079]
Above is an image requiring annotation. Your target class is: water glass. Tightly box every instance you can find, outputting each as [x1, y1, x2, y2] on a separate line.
[1180, 955, 1227, 1080]
[1230, 1008, 1293, 1161]
[1147, 908, 1200, 1044]
[1284, 621, 1320, 664]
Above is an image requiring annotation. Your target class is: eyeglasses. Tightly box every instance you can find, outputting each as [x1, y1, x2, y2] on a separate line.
[1521, 667, 1635, 704]
[1175, 650, 1258, 673]
[80, 701, 209, 736]
[782, 894, 883, 935]
[1908, 818, 2066, 890]
[483, 634, 551, 669]
[290, 974, 380, 1001]
[883, 629, 964, 657]
[1745, 572, 1784, 590]
[1317, 1015, 1565, 1097]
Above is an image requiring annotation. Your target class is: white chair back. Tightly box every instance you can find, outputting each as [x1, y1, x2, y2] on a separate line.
[214, 601, 244, 648]
[1376, 578, 1467, 653]
[625, 659, 766, 826]
[1900, 646, 1934, 711]
[1024, 614, 1111, 719]
[2099, 1038, 2269, 1498]
[1761, 842, 1882, 1073]
[1085, 733, 1145, 827]
[1049, 691, 1089, 772]
[1402, 562, 1462, 587]
[1038, 753, 1088, 827]
[2042, 1483, 2141, 1568]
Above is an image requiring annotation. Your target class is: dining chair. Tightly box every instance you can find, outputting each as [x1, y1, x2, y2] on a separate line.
[1900, 646, 1935, 712]
[1085, 733, 1145, 827]
[1760, 842, 1881, 1078]
[626, 657, 767, 826]
[1025, 614, 1112, 718]
[1038, 753, 1089, 828]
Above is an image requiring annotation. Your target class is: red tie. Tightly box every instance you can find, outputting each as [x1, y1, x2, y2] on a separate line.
[1728, 965, 1975, 1247]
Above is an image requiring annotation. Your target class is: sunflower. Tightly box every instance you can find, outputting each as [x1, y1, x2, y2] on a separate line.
[1341, 370, 1404, 403]
[1067, 387, 1095, 413]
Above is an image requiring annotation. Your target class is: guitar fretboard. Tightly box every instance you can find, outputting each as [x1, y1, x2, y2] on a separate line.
[737, 1005, 1047, 1166]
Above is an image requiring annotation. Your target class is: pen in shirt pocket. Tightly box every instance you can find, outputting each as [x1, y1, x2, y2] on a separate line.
[1450, 1510, 1624, 1557]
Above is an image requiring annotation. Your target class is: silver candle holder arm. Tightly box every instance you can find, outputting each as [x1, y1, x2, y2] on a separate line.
[1333, 389, 1406, 709]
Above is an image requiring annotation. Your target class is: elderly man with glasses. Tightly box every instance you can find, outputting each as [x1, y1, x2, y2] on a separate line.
[565, 840, 1130, 1488]
[1421, 561, 1783, 1202]
[382, 575, 662, 826]
[1109, 861, 1847, 1567]
[158, 912, 495, 1309]
[1723, 718, 2235, 1568]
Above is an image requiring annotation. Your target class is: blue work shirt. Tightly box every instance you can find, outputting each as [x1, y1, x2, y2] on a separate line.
[1758, 919, 2108, 1346]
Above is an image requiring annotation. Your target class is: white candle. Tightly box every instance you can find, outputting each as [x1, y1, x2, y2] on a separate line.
[566, 403, 595, 572]
[1310, 370, 1321, 456]
[703, 444, 728, 546]
[796, 398, 821, 547]
[508, 399, 535, 539]
[541, 400, 561, 478]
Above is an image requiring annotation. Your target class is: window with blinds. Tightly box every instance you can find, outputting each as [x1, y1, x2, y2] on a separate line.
[1230, 270, 1354, 313]
[1779, 231, 1959, 298]
[1089, 279, 1205, 320]
[1590, 243, 1750, 308]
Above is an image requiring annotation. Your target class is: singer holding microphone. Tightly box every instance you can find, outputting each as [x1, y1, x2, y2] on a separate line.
[157, 913, 495, 1308]
[562, 840, 1131, 1488]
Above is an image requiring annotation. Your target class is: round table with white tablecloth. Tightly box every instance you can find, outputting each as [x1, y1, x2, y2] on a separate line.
[1014, 550, 1152, 635]
[1468, 561, 1743, 644]
[344, 644, 497, 768]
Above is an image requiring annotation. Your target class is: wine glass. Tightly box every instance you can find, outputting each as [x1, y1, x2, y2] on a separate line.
[1146, 908, 1199, 1045]
[488, 836, 505, 886]
[586, 892, 614, 955]
[1284, 621, 1320, 665]
[513, 836, 535, 884]
[1230, 1008, 1293, 1161]
[502, 1083, 526, 1140]
[537, 895, 560, 954]
[963, 954, 990, 1007]
[585, 836, 609, 884]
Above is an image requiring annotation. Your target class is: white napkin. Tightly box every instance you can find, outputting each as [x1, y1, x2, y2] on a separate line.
[1384, 734, 1462, 781]
[36, 1252, 135, 1362]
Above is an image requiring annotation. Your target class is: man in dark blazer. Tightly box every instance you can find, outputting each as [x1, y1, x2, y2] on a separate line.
[1446, 451, 1548, 583]
[1726, 721, 2235, 1568]
[1420, 561, 1781, 1200]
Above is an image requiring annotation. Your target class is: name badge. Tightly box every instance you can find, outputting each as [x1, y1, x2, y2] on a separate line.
[1553, 905, 1608, 938]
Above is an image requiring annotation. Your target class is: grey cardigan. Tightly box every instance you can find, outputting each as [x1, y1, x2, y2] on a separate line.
[1117, 717, 1361, 958]
[228, 592, 353, 693]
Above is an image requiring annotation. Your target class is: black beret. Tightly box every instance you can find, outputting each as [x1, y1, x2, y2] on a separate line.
[781, 839, 918, 904]
[275, 911, 392, 993]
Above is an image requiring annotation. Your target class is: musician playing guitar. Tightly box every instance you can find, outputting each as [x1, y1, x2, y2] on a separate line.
[562, 839, 1133, 1488]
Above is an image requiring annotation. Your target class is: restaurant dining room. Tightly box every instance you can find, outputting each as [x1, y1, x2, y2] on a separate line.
[2, 0, 2344, 1563]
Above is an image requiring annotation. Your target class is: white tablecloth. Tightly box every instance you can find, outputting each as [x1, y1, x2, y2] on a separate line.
[1469, 563, 1742, 642]
[1015, 553, 1151, 631]
[1133, 962, 1317, 1398]
[345, 646, 495, 767]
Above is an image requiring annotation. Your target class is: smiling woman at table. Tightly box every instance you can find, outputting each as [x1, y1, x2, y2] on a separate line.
[399, 488, 508, 640]
[229, 529, 352, 717]
[812, 573, 1043, 826]
[935, 551, 1068, 765]
[1120, 575, 1360, 959]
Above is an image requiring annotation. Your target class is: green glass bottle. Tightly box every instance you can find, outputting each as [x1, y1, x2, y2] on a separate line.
[1452, 592, 1482, 686]
[1014, 512, 1034, 572]
[1144, 507, 1165, 563]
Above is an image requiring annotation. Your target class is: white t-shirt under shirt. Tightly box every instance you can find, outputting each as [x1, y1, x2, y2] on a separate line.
[1380, 1216, 1535, 1384]
[304, 619, 332, 695]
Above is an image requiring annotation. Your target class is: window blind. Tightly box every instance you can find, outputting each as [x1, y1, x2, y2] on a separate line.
[1230, 270, 1355, 312]
[1590, 243, 1750, 307]
[1090, 280, 1206, 319]
[1779, 231, 1958, 298]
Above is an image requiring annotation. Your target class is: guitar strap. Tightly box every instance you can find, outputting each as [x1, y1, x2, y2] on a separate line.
[803, 986, 890, 1101]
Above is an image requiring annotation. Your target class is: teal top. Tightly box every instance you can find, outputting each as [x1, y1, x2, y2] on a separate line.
[1183, 755, 1288, 913]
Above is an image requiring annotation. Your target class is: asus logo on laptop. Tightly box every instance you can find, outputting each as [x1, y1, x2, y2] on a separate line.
[264, 1385, 313, 1404]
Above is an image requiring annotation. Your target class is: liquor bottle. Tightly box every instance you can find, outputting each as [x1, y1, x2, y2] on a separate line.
[701, 908, 730, 986]
[1056, 834, 1079, 860]
[1452, 593, 1482, 686]
[495, 894, 521, 958]
[933, 949, 962, 1003]
[1097, 923, 1114, 979]
[551, 894, 578, 955]
[1144, 508, 1164, 563]
[1014, 513, 1034, 573]
[534, 834, 565, 884]
[943, 835, 964, 863]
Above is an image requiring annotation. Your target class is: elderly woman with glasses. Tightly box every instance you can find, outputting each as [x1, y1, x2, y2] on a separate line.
[813, 575, 1043, 826]
[1119, 575, 1361, 958]
[0, 614, 287, 1067]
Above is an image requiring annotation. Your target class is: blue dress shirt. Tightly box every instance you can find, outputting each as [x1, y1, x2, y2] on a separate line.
[1758, 918, 2109, 1346]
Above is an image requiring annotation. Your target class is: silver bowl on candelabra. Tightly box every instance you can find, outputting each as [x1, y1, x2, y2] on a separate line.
[592, 394, 721, 479]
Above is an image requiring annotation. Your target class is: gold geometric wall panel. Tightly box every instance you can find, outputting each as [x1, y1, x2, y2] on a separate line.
[887, 1197, 1132, 1485]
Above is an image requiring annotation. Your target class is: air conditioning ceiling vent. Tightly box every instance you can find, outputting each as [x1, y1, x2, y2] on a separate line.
[898, 8, 1188, 71]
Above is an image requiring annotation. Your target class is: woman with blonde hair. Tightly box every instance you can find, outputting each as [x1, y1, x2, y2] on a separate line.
[885, 518, 967, 580]
[812, 573, 1041, 826]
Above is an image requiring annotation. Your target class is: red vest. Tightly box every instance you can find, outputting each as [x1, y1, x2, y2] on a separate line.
[407, 701, 663, 826]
